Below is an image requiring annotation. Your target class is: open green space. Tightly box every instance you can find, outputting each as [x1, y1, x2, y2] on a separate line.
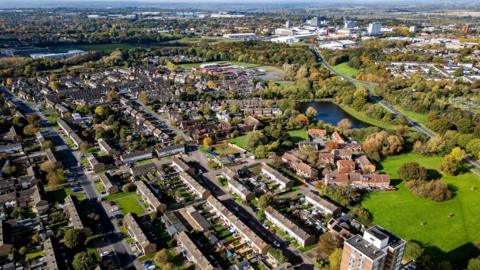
[362, 153, 480, 261]
[229, 135, 251, 152]
[287, 129, 308, 143]
[395, 107, 429, 127]
[337, 103, 397, 130]
[333, 62, 359, 78]
[106, 192, 145, 216]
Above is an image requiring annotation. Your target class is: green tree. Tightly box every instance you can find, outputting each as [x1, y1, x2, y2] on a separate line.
[257, 194, 273, 209]
[153, 249, 169, 266]
[404, 241, 424, 262]
[328, 248, 343, 270]
[72, 252, 97, 270]
[63, 229, 85, 249]
[137, 91, 149, 104]
[317, 232, 341, 256]
[467, 257, 480, 270]
[397, 162, 428, 181]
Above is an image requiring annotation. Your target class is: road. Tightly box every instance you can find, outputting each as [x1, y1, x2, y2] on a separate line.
[309, 46, 480, 177]
[1, 88, 138, 270]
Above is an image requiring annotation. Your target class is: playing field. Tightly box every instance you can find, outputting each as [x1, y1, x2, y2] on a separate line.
[362, 153, 480, 261]
[106, 192, 145, 216]
[333, 62, 359, 78]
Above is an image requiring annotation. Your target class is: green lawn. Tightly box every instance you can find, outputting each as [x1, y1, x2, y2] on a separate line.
[106, 192, 145, 216]
[337, 103, 396, 130]
[333, 63, 359, 78]
[229, 135, 251, 152]
[396, 107, 429, 127]
[287, 129, 308, 143]
[362, 153, 480, 261]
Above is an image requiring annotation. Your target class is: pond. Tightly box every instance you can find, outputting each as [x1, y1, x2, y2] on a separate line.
[300, 101, 369, 129]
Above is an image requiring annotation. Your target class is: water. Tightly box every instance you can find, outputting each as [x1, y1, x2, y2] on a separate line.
[300, 101, 369, 129]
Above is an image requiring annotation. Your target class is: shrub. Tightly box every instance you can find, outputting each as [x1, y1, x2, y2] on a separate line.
[405, 180, 453, 202]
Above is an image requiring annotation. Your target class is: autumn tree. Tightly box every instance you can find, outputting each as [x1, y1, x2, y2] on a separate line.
[317, 232, 341, 256]
[397, 162, 428, 181]
[329, 248, 343, 270]
[337, 118, 352, 131]
[203, 136, 213, 148]
[362, 131, 403, 160]
[306, 106, 318, 119]
[72, 252, 97, 270]
[137, 91, 149, 104]
[439, 147, 466, 176]
[257, 194, 273, 209]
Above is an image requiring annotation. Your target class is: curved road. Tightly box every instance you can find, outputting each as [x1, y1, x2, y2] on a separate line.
[309, 46, 480, 176]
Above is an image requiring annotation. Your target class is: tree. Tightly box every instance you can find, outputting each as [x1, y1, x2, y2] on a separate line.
[153, 249, 169, 266]
[106, 90, 118, 102]
[317, 232, 341, 256]
[362, 131, 403, 160]
[306, 106, 318, 119]
[329, 248, 343, 270]
[203, 136, 213, 148]
[72, 252, 97, 270]
[94, 106, 105, 117]
[63, 228, 85, 249]
[23, 124, 39, 136]
[404, 241, 424, 262]
[349, 207, 372, 225]
[269, 248, 287, 263]
[257, 194, 273, 209]
[337, 118, 352, 131]
[467, 257, 480, 270]
[40, 161, 59, 172]
[397, 162, 428, 181]
[207, 80, 216, 89]
[255, 145, 268, 158]
[137, 91, 149, 104]
[439, 147, 466, 176]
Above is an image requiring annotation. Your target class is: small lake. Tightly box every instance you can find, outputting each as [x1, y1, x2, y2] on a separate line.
[300, 101, 369, 129]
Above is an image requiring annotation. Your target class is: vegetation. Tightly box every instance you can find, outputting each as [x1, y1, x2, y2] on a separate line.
[362, 153, 480, 261]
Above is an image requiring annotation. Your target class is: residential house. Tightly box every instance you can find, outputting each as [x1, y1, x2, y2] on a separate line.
[99, 173, 119, 194]
[176, 231, 216, 270]
[120, 150, 152, 164]
[135, 181, 166, 213]
[260, 163, 294, 190]
[179, 172, 210, 199]
[304, 190, 341, 216]
[207, 196, 269, 255]
[324, 173, 390, 189]
[64, 196, 90, 234]
[156, 144, 185, 158]
[281, 152, 318, 180]
[356, 155, 376, 173]
[337, 160, 356, 174]
[124, 213, 157, 255]
[98, 138, 116, 156]
[265, 206, 316, 247]
[172, 156, 194, 174]
[87, 154, 105, 173]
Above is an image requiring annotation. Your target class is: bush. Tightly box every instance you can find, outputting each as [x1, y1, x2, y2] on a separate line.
[405, 180, 453, 202]
[397, 162, 428, 181]
[122, 183, 136, 193]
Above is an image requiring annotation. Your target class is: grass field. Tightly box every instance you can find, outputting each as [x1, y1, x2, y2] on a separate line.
[229, 135, 251, 152]
[287, 130, 308, 143]
[337, 103, 397, 130]
[106, 192, 145, 216]
[333, 63, 359, 78]
[362, 153, 480, 261]
[396, 107, 429, 127]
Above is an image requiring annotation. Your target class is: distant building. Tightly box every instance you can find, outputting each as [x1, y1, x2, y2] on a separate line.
[344, 18, 357, 29]
[367, 22, 382, 36]
[285, 20, 292, 28]
[30, 50, 84, 60]
[222, 33, 257, 40]
[340, 225, 405, 270]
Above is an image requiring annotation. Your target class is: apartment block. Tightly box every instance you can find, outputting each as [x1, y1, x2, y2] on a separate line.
[135, 181, 166, 213]
[340, 225, 406, 270]
[176, 231, 216, 270]
[260, 163, 294, 190]
[124, 213, 157, 254]
[179, 171, 210, 199]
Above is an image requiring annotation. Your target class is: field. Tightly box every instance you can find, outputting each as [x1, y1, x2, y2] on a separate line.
[362, 153, 480, 261]
[333, 62, 359, 78]
[396, 107, 430, 127]
[229, 135, 251, 152]
[287, 129, 308, 143]
[106, 192, 145, 216]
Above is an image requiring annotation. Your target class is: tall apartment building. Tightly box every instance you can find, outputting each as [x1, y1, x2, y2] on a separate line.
[340, 225, 405, 270]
